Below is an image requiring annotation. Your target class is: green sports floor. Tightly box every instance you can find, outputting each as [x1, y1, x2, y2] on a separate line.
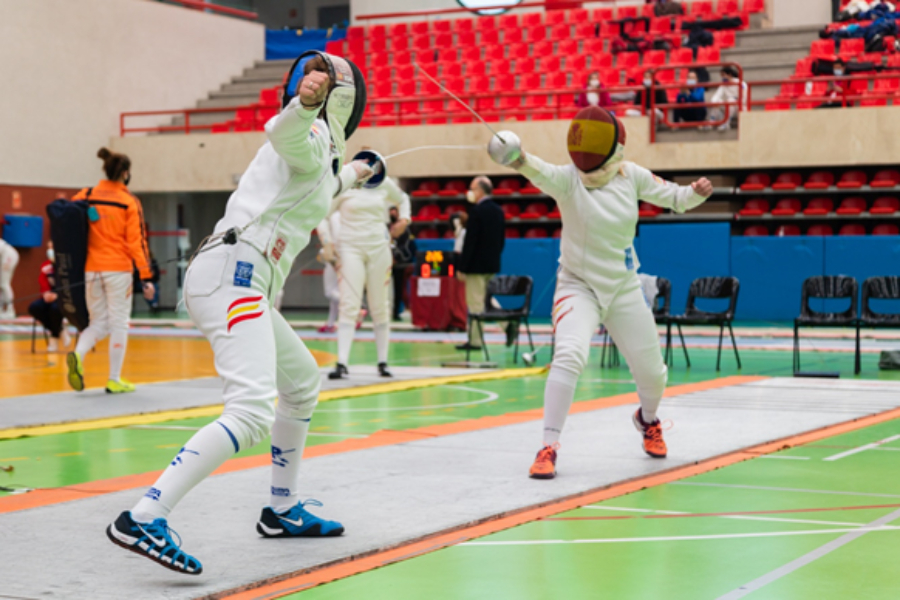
[2, 331, 900, 599]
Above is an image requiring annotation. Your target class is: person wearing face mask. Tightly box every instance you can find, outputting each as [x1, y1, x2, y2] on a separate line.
[107, 51, 373, 576]
[809, 59, 850, 109]
[28, 242, 70, 352]
[0, 237, 18, 319]
[624, 72, 668, 121]
[457, 176, 512, 352]
[674, 69, 707, 124]
[320, 171, 410, 380]
[66, 148, 155, 394]
[706, 65, 747, 131]
[487, 107, 713, 479]
[575, 71, 612, 109]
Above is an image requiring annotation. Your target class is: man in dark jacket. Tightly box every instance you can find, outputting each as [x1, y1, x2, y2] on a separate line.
[457, 176, 511, 351]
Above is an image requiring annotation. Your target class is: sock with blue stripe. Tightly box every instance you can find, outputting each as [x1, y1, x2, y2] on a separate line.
[269, 411, 311, 513]
[131, 420, 238, 523]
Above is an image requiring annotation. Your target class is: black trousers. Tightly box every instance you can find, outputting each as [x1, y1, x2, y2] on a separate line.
[29, 299, 63, 337]
[392, 264, 412, 318]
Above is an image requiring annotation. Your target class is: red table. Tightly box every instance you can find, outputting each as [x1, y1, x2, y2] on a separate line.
[410, 275, 467, 331]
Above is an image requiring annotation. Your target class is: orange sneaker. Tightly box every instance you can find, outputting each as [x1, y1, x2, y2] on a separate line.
[633, 410, 667, 458]
[529, 443, 559, 479]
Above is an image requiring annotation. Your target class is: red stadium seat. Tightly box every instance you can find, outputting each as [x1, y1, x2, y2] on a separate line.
[502, 203, 521, 218]
[583, 38, 605, 55]
[874, 78, 900, 94]
[870, 197, 900, 214]
[443, 204, 467, 220]
[714, 30, 737, 48]
[836, 197, 867, 215]
[325, 40, 345, 55]
[346, 25, 365, 41]
[804, 171, 835, 189]
[593, 7, 614, 21]
[414, 204, 441, 221]
[744, 225, 769, 236]
[440, 61, 462, 78]
[650, 17, 674, 35]
[522, 12, 542, 29]
[520, 203, 549, 219]
[593, 53, 614, 69]
[873, 224, 900, 235]
[795, 57, 814, 77]
[515, 56, 536, 73]
[442, 229, 456, 240]
[411, 21, 429, 36]
[412, 34, 431, 52]
[717, 0, 740, 13]
[839, 224, 867, 236]
[476, 15, 497, 31]
[505, 227, 521, 239]
[568, 54, 587, 71]
[745, 0, 765, 13]
[696, 47, 721, 64]
[670, 48, 694, 65]
[690, 1, 714, 17]
[369, 37, 387, 53]
[454, 18, 474, 33]
[811, 39, 836, 58]
[836, 170, 867, 189]
[259, 87, 280, 107]
[771, 198, 802, 216]
[524, 228, 548, 238]
[803, 197, 834, 215]
[508, 43, 529, 60]
[417, 228, 439, 239]
[765, 97, 792, 111]
[439, 180, 467, 196]
[740, 173, 771, 191]
[839, 38, 865, 58]
[499, 13, 519, 28]
[503, 27, 523, 45]
[550, 23, 571, 41]
[485, 45, 505, 62]
[557, 38, 578, 56]
[738, 199, 770, 216]
[771, 172, 802, 190]
[389, 22, 408, 38]
[641, 4, 656, 18]
[807, 224, 834, 236]
[411, 180, 440, 197]
[552, 228, 563, 238]
[574, 21, 597, 39]
[521, 183, 542, 195]
[528, 25, 547, 44]
[548, 206, 561, 218]
[616, 52, 640, 69]
[480, 28, 500, 45]
[495, 178, 521, 195]
[643, 50, 666, 67]
[617, 5, 638, 19]
[775, 225, 801, 237]
[211, 122, 231, 133]
[433, 20, 452, 33]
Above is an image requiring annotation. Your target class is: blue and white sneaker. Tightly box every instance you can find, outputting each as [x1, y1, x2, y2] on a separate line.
[256, 499, 344, 538]
[106, 511, 202, 575]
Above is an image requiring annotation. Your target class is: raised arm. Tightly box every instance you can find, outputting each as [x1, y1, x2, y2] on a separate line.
[632, 164, 712, 214]
[487, 131, 574, 203]
[266, 70, 332, 172]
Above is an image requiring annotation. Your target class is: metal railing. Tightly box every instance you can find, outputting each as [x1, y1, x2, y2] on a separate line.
[165, 0, 257, 20]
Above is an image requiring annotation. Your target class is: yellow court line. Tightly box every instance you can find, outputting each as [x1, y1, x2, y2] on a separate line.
[0, 367, 547, 441]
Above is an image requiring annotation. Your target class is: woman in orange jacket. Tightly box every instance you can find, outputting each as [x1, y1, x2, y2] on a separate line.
[67, 148, 155, 394]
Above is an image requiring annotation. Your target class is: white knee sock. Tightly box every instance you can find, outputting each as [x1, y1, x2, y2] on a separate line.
[374, 322, 390, 364]
[542, 367, 579, 445]
[337, 322, 354, 365]
[269, 412, 311, 512]
[108, 329, 127, 381]
[131, 420, 238, 523]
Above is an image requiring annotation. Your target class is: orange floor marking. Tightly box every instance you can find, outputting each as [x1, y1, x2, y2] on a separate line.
[0, 377, 755, 515]
[217, 398, 900, 600]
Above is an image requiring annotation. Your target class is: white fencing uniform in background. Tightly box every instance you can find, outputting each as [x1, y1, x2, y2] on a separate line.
[0, 239, 20, 318]
[518, 154, 707, 446]
[131, 98, 362, 523]
[319, 177, 410, 372]
[318, 211, 342, 329]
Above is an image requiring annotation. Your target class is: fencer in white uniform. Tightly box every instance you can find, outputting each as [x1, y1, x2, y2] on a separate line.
[107, 51, 373, 576]
[319, 175, 410, 379]
[488, 106, 712, 479]
[316, 211, 342, 332]
[0, 238, 19, 318]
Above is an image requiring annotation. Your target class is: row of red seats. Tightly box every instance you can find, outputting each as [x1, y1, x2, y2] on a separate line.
[744, 224, 899, 236]
[794, 54, 900, 77]
[343, 0, 763, 42]
[777, 76, 900, 99]
[415, 227, 562, 239]
[765, 93, 899, 110]
[739, 197, 900, 216]
[412, 202, 561, 221]
[740, 170, 900, 190]
[411, 179, 540, 196]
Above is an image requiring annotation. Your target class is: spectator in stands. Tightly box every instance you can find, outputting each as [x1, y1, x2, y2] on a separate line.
[807, 59, 850, 108]
[457, 176, 512, 351]
[674, 69, 707, 123]
[575, 72, 612, 109]
[451, 212, 467, 254]
[625, 72, 668, 121]
[0, 236, 18, 319]
[706, 65, 747, 131]
[390, 205, 416, 321]
[28, 242, 70, 352]
[66, 147, 155, 394]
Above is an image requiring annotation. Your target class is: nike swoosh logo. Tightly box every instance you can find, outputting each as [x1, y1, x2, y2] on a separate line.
[137, 524, 167, 548]
[277, 516, 306, 528]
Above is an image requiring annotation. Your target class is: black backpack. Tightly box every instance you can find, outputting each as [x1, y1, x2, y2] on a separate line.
[46, 196, 90, 331]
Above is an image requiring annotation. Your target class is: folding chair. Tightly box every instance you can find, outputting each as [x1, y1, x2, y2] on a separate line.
[856, 277, 900, 374]
[670, 277, 741, 370]
[467, 275, 536, 364]
[793, 276, 858, 373]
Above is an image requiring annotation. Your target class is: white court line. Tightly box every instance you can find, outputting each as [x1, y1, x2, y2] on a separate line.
[823, 434, 900, 462]
[717, 507, 900, 599]
[583, 505, 868, 528]
[756, 455, 810, 460]
[315, 385, 499, 413]
[672, 482, 900, 499]
[461, 526, 900, 547]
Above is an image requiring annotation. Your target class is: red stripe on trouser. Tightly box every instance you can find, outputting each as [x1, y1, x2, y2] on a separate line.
[227, 311, 263, 332]
[228, 295, 263, 312]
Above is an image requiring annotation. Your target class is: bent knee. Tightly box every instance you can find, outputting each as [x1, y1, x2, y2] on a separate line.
[220, 401, 276, 449]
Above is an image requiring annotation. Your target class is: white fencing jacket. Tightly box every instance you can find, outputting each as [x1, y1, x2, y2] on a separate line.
[319, 177, 411, 252]
[519, 154, 707, 309]
[213, 97, 358, 296]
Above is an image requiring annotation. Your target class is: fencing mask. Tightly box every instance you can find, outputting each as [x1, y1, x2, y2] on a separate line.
[282, 51, 367, 166]
[567, 106, 625, 173]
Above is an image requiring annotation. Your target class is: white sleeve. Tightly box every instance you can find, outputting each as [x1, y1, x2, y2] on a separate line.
[517, 153, 575, 204]
[631, 164, 707, 214]
[383, 177, 411, 221]
[334, 163, 358, 201]
[317, 216, 333, 245]
[265, 97, 329, 172]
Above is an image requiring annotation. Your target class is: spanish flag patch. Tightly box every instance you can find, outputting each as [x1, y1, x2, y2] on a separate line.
[227, 296, 264, 332]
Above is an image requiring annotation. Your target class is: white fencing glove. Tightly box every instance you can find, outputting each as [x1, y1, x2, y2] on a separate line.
[487, 131, 523, 167]
[349, 160, 375, 188]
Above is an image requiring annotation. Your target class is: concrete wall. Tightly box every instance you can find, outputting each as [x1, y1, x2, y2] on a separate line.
[769, 0, 832, 29]
[110, 105, 900, 193]
[0, 0, 264, 189]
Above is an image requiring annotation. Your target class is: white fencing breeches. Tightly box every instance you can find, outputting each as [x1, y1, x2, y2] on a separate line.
[132, 242, 321, 520]
[75, 271, 133, 381]
[0, 243, 19, 314]
[336, 243, 392, 366]
[542, 269, 667, 444]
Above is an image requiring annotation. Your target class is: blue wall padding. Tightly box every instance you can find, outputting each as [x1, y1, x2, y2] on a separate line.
[637, 223, 731, 315]
[265, 29, 346, 61]
[2, 214, 44, 248]
[731, 237, 826, 320]
[825, 235, 900, 289]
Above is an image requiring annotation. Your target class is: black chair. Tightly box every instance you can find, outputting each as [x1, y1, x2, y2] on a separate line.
[467, 275, 536, 363]
[856, 276, 900, 374]
[670, 277, 741, 371]
[601, 276, 672, 368]
[793, 275, 858, 373]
